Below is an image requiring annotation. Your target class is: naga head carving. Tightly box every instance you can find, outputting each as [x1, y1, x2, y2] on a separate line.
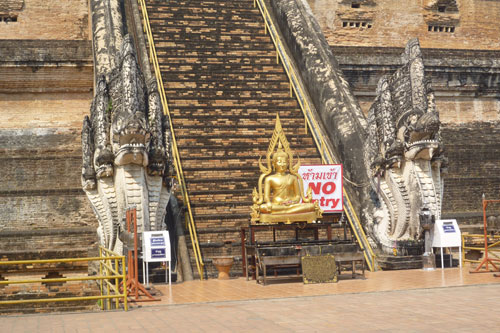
[364, 38, 445, 253]
[81, 34, 172, 184]
[109, 36, 150, 167]
[367, 38, 443, 177]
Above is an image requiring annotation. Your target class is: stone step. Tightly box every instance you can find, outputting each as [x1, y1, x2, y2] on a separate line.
[163, 72, 288, 83]
[191, 205, 251, 218]
[159, 62, 284, 74]
[150, 25, 265, 38]
[157, 49, 277, 60]
[165, 80, 291, 91]
[377, 255, 423, 270]
[149, 17, 262, 29]
[179, 150, 318, 165]
[175, 134, 316, 149]
[148, 0, 257, 10]
[169, 106, 300, 118]
[164, 88, 293, 100]
[172, 141, 315, 154]
[155, 38, 276, 53]
[166, 97, 298, 107]
[157, 55, 278, 67]
[168, 115, 305, 130]
[153, 37, 271, 47]
[147, 9, 260, 24]
[172, 123, 311, 137]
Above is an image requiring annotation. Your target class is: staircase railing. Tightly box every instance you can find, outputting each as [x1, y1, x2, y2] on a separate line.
[253, 0, 377, 271]
[137, 0, 205, 279]
[0, 247, 127, 310]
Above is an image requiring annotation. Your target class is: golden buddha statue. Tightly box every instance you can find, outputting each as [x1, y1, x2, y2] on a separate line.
[251, 115, 322, 224]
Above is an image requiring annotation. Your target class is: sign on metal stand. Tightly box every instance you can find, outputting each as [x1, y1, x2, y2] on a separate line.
[142, 231, 171, 286]
[432, 219, 462, 269]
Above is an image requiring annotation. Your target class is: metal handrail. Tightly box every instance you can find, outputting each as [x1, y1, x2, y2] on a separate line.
[137, 0, 204, 279]
[0, 246, 127, 311]
[253, 0, 376, 271]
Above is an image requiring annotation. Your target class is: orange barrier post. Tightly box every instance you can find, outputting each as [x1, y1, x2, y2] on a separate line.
[471, 198, 500, 273]
[123, 207, 159, 302]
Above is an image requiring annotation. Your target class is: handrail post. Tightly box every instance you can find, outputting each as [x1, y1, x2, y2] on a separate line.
[99, 247, 104, 310]
[122, 255, 128, 311]
[114, 257, 119, 309]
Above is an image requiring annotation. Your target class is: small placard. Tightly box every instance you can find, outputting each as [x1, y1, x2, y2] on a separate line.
[151, 248, 166, 259]
[142, 230, 171, 262]
[443, 224, 455, 233]
[151, 236, 165, 247]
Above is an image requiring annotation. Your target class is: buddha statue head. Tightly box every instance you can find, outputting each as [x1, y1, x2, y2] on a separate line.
[272, 146, 290, 173]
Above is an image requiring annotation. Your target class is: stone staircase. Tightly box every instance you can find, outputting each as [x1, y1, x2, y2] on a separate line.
[144, 0, 322, 277]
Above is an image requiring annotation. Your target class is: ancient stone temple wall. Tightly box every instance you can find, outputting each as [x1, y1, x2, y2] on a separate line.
[307, 0, 500, 51]
[0, 0, 95, 250]
[0, 0, 90, 40]
[305, 0, 500, 229]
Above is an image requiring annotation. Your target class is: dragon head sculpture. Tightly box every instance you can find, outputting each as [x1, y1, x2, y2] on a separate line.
[364, 38, 446, 253]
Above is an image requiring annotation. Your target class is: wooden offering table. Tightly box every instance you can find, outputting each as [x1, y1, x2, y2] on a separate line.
[241, 222, 365, 285]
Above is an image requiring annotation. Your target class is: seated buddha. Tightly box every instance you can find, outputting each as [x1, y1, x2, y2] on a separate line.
[260, 149, 316, 214]
[251, 142, 322, 224]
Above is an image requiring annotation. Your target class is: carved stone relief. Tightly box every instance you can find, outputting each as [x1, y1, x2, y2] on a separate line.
[364, 38, 446, 252]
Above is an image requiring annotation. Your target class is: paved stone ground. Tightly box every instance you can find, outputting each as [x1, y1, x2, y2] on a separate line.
[1, 283, 499, 332]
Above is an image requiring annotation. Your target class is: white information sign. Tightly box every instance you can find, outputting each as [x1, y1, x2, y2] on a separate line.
[298, 165, 343, 213]
[142, 231, 171, 285]
[431, 219, 462, 269]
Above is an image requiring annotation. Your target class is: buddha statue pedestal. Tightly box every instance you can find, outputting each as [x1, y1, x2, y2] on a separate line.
[212, 256, 234, 280]
[259, 211, 319, 224]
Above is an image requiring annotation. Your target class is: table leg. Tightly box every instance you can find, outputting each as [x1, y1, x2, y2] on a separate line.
[241, 228, 246, 277]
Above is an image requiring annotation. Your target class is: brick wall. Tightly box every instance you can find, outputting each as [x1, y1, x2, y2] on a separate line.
[0, 0, 95, 256]
[307, 0, 500, 51]
[0, 128, 97, 231]
[441, 122, 500, 219]
[0, 0, 90, 40]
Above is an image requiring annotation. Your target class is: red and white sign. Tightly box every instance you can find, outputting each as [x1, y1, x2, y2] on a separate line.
[298, 165, 343, 213]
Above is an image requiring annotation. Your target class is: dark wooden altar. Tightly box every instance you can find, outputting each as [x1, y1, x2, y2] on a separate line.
[240, 221, 365, 285]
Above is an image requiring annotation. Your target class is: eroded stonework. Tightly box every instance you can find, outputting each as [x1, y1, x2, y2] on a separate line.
[364, 38, 446, 251]
[82, 0, 172, 254]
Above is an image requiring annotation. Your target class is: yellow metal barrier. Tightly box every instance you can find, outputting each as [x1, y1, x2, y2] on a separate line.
[137, 0, 204, 279]
[0, 246, 127, 310]
[462, 233, 500, 266]
[253, 0, 376, 271]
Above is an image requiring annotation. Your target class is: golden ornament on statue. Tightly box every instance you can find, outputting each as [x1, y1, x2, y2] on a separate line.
[251, 114, 323, 224]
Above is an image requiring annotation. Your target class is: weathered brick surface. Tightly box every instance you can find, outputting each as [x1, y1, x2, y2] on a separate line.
[441, 122, 500, 218]
[307, 0, 500, 51]
[0, 1, 96, 308]
[0, 0, 90, 40]
[0, 128, 97, 231]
